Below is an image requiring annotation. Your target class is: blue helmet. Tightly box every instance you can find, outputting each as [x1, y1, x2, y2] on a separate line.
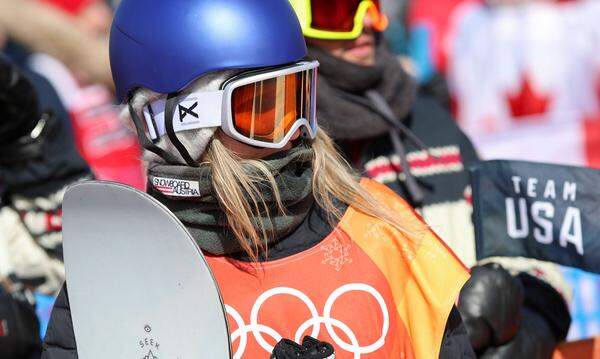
[110, 0, 307, 102]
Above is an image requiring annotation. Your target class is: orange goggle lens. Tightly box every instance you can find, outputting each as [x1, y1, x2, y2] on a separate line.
[231, 69, 315, 143]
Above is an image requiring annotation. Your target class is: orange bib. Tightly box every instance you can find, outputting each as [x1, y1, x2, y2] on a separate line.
[206, 179, 469, 358]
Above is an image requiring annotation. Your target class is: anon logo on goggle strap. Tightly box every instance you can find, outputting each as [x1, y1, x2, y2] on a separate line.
[178, 102, 199, 122]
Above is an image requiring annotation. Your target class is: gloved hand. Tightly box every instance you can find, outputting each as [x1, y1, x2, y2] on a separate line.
[458, 263, 571, 358]
[458, 263, 523, 352]
[271, 336, 335, 359]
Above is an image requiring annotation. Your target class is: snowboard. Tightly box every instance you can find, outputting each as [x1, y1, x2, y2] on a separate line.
[62, 181, 231, 359]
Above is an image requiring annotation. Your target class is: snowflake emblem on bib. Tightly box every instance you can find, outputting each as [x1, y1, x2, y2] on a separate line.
[321, 237, 352, 271]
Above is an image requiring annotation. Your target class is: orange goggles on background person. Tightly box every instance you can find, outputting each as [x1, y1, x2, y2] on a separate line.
[142, 61, 319, 149]
[290, 0, 389, 40]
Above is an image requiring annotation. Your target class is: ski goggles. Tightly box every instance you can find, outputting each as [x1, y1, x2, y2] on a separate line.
[290, 0, 388, 40]
[142, 61, 319, 149]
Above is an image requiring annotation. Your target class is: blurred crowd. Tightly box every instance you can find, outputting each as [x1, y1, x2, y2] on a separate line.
[0, 0, 599, 358]
[397, 0, 600, 341]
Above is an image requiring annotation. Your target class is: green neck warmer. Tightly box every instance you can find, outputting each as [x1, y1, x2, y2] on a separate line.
[146, 145, 315, 256]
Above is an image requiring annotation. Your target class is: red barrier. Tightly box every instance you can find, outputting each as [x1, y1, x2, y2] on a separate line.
[554, 337, 600, 359]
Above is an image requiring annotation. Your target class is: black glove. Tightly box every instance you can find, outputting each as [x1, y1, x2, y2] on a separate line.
[459, 264, 571, 358]
[458, 263, 524, 352]
[0, 284, 42, 359]
[271, 336, 335, 359]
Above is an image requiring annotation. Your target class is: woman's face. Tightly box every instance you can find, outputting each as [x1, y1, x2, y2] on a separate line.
[215, 129, 302, 159]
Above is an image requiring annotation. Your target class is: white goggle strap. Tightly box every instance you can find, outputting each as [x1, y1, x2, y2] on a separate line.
[142, 91, 224, 141]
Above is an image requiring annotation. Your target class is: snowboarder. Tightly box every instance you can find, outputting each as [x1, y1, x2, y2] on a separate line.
[43, 0, 473, 357]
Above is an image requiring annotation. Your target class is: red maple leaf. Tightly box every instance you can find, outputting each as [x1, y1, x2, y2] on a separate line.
[506, 75, 552, 119]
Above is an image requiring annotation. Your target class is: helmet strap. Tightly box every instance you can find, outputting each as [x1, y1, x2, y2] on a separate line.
[128, 100, 184, 165]
[164, 94, 200, 167]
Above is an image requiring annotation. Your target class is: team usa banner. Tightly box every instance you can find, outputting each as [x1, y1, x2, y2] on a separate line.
[471, 160, 600, 274]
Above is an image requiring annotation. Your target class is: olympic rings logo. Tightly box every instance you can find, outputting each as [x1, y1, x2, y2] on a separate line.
[226, 283, 389, 359]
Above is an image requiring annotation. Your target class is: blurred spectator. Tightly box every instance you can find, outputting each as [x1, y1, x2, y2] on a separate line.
[0, 56, 90, 295]
[295, 0, 480, 265]
[0, 0, 112, 88]
[0, 0, 145, 189]
[380, 0, 409, 54]
[384, 0, 456, 110]
[408, 0, 600, 342]
[0, 56, 91, 358]
[407, 0, 466, 84]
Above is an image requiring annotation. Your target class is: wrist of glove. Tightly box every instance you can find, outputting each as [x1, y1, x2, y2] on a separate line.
[458, 263, 571, 359]
[480, 308, 556, 359]
[271, 336, 335, 359]
[458, 263, 524, 351]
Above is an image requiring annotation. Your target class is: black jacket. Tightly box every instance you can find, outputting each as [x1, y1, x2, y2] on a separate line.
[340, 95, 479, 210]
[0, 286, 42, 359]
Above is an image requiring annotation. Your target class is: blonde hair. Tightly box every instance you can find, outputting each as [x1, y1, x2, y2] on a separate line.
[202, 129, 406, 261]
[124, 72, 407, 261]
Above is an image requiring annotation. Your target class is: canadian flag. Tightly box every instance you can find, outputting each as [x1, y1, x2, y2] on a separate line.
[444, 0, 600, 168]
[505, 76, 553, 119]
[411, 0, 600, 169]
